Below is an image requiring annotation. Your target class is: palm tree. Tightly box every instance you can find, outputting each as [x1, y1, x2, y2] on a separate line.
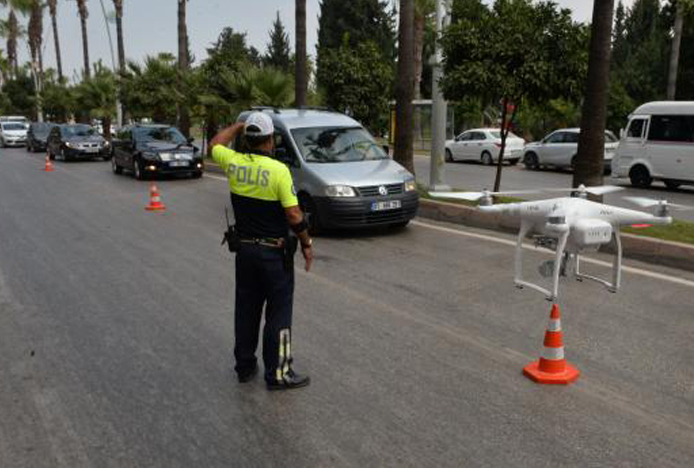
[667, 1, 686, 100]
[46, 0, 62, 80]
[76, 0, 90, 79]
[177, 0, 190, 136]
[0, 0, 31, 78]
[573, 0, 615, 190]
[295, 0, 307, 107]
[394, 0, 415, 174]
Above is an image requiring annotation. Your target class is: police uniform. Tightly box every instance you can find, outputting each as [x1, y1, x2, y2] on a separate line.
[212, 133, 301, 386]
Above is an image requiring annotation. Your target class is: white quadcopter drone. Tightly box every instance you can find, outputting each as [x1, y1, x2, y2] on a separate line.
[430, 185, 687, 301]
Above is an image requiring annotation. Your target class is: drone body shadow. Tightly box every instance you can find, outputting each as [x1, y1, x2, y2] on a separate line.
[430, 186, 679, 301]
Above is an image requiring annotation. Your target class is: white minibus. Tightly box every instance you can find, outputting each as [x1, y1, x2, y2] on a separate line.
[612, 101, 694, 189]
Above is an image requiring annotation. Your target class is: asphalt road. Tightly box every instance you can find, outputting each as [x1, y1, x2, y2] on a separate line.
[1, 146, 694, 467]
[415, 155, 694, 221]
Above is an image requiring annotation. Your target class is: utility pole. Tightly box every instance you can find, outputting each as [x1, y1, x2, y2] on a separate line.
[429, 0, 451, 191]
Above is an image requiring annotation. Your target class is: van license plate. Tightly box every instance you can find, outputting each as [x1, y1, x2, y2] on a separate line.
[372, 200, 401, 211]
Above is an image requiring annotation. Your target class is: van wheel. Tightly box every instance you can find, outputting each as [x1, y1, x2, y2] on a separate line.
[299, 194, 322, 235]
[629, 166, 653, 188]
[664, 180, 681, 190]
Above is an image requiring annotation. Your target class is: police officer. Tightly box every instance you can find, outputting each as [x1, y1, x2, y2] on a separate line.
[209, 112, 313, 391]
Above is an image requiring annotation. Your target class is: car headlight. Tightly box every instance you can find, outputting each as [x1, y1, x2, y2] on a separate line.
[103, 140, 110, 147]
[404, 179, 416, 192]
[65, 142, 74, 148]
[325, 185, 356, 197]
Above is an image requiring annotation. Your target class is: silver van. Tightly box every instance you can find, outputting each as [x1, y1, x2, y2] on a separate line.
[236, 108, 419, 230]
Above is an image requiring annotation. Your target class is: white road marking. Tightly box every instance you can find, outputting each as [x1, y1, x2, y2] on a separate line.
[204, 173, 227, 182]
[412, 219, 694, 289]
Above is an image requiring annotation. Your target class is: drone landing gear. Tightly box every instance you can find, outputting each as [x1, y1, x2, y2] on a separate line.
[574, 231, 622, 294]
[514, 222, 568, 302]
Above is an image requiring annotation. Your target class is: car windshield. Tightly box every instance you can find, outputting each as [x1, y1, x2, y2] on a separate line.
[134, 127, 187, 145]
[291, 126, 388, 163]
[2, 123, 25, 131]
[62, 125, 96, 137]
[31, 123, 53, 137]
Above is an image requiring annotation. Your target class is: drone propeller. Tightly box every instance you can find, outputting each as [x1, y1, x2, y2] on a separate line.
[428, 189, 540, 202]
[623, 196, 694, 211]
[541, 184, 625, 196]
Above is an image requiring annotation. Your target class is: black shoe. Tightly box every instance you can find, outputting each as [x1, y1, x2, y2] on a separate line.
[266, 370, 310, 391]
[237, 365, 258, 383]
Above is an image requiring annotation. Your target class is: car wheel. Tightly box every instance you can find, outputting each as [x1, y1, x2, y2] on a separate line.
[445, 149, 454, 162]
[524, 152, 539, 170]
[664, 179, 681, 190]
[111, 156, 123, 174]
[481, 151, 494, 166]
[299, 193, 322, 235]
[133, 159, 145, 180]
[629, 165, 653, 188]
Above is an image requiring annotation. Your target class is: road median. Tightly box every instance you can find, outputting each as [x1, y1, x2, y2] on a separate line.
[418, 198, 694, 273]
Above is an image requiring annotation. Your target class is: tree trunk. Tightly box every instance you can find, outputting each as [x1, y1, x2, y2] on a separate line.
[115, 8, 125, 74]
[77, 0, 91, 80]
[295, 0, 308, 107]
[573, 0, 615, 190]
[413, 10, 425, 149]
[49, 2, 63, 80]
[493, 99, 517, 193]
[7, 11, 18, 78]
[667, 2, 685, 100]
[178, 0, 191, 137]
[394, 0, 416, 174]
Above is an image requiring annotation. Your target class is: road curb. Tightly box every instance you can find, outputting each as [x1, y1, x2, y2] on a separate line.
[418, 198, 694, 272]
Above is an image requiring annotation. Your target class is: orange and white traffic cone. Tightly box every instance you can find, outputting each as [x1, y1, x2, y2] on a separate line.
[44, 154, 54, 172]
[523, 304, 580, 385]
[145, 183, 166, 211]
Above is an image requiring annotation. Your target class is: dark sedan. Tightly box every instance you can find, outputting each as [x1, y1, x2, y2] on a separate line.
[47, 124, 111, 161]
[26, 122, 57, 153]
[111, 124, 203, 180]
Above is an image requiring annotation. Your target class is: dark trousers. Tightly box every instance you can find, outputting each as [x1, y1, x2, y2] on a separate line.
[234, 244, 294, 383]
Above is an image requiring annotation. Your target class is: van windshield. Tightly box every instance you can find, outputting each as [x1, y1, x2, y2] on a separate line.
[291, 126, 388, 163]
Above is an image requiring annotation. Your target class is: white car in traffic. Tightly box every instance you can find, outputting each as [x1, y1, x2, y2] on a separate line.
[522, 128, 618, 171]
[445, 128, 525, 165]
[0, 121, 29, 147]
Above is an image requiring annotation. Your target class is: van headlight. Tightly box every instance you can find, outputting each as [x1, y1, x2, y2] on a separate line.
[325, 185, 356, 197]
[404, 179, 416, 192]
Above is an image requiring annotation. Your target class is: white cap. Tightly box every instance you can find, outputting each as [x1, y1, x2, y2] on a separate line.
[244, 112, 274, 137]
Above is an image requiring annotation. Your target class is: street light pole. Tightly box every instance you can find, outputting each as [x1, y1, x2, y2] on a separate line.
[429, 0, 451, 191]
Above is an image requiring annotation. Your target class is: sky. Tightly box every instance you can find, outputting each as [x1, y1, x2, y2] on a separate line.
[2, 0, 636, 82]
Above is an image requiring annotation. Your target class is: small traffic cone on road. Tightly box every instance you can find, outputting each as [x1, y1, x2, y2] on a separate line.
[523, 304, 580, 385]
[145, 183, 166, 212]
[44, 154, 54, 172]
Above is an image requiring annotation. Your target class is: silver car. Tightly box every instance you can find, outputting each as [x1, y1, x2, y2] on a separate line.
[0, 122, 28, 147]
[236, 109, 419, 231]
[523, 128, 618, 171]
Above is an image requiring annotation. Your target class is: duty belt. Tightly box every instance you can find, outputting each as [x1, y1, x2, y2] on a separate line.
[239, 237, 286, 249]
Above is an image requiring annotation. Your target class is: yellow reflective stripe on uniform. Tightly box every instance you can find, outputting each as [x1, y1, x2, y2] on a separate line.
[211, 145, 298, 207]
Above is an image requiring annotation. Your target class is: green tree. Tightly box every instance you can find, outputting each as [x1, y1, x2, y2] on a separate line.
[265, 11, 291, 72]
[316, 0, 395, 93]
[73, 62, 117, 138]
[441, 0, 588, 191]
[41, 68, 72, 122]
[318, 40, 393, 134]
[0, 0, 31, 78]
